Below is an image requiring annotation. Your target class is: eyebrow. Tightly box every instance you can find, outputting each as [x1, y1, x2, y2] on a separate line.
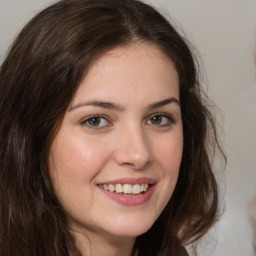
[147, 97, 180, 110]
[68, 97, 180, 112]
[69, 100, 125, 112]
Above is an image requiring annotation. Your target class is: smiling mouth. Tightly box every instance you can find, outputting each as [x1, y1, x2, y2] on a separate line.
[98, 183, 150, 195]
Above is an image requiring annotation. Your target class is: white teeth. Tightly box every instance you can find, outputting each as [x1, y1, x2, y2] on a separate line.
[123, 184, 132, 194]
[144, 184, 148, 192]
[101, 183, 150, 194]
[132, 184, 141, 194]
[109, 184, 115, 192]
[116, 184, 123, 193]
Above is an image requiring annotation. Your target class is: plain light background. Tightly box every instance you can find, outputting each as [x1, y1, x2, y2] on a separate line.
[1, 1, 256, 255]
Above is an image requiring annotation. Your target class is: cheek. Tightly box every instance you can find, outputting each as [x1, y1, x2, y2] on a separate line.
[155, 131, 183, 172]
[150, 132, 183, 218]
[154, 130, 183, 197]
[50, 133, 109, 179]
[48, 133, 112, 210]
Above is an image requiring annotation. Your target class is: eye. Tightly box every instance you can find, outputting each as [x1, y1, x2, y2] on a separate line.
[81, 115, 110, 129]
[146, 113, 175, 126]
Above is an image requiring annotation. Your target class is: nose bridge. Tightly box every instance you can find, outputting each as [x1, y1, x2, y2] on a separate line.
[114, 122, 151, 170]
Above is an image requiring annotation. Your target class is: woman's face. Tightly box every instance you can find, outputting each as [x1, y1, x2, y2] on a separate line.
[49, 43, 183, 240]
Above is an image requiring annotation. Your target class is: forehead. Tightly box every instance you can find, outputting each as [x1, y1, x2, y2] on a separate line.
[72, 42, 179, 105]
[89, 42, 176, 76]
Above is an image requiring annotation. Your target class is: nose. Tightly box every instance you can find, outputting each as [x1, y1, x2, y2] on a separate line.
[113, 125, 152, 170]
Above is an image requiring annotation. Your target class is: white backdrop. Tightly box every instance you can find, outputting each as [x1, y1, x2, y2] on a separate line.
[1, 1, 256, 255]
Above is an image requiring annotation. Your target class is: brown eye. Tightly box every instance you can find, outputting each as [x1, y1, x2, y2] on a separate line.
[150, 115, 162, 124]
[87, 117, 101, 126]
[147, 114, 175, 126]
[81, 116, 109, 128]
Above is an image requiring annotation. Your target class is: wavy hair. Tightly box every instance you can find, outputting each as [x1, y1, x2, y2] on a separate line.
[0, 0, 225, 255]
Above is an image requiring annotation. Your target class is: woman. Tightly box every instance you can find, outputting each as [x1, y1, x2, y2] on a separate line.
[0, 0, 225, 255]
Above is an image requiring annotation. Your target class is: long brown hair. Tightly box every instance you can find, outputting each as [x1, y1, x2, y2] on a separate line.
[0, 0, 225, 255]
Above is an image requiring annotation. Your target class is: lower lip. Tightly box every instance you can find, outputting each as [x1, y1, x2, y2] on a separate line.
[98, 185, 155, 206]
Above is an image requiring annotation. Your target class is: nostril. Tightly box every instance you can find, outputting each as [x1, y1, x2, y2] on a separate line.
[113, 129, 152, 169]
[117, 159, 151, 170]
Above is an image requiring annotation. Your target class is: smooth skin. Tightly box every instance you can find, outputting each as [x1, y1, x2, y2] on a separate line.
[49, 42, 183, 256]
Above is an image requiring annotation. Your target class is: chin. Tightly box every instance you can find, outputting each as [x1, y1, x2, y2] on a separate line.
[107, 216, 155, 237]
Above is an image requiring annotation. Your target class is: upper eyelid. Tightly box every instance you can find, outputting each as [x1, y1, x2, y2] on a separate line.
[80, 115, 110, 128]
[80, 115, 112, 130]
[146, 112, 175, 119]
[146, 112, 176, 124]
[80, 114, 109, 123]
[79, 112, 176, 126]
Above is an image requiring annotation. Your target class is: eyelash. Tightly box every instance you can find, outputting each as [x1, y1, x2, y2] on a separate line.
[146, 113, 176, 127]
[80, 115, 110, 130]
[80, 113, 176, 130]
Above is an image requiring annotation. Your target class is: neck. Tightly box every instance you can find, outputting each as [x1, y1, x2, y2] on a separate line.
[71, 229, 136, 256]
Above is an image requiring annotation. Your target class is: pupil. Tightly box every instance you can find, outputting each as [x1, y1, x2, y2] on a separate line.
[89, 117, 100, 126]
[152, 116, 161, 124]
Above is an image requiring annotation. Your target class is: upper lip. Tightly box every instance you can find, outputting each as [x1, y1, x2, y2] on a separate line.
[97, 177, 157, 185]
